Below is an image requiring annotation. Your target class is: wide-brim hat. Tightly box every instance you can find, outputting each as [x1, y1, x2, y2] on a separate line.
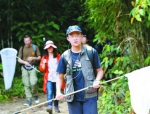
[44, 40, 57, 49]
[66, 25, 82, 35]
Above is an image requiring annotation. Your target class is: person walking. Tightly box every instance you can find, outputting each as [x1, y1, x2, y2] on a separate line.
[39, 40, 61, 113]
[18, 35, 41, 106]
[56, 25, 104, 114]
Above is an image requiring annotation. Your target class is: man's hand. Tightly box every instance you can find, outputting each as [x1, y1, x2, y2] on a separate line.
[93, 80, 100, 88]
[27, 57, 34, 62]
[24, 61, 31, 66]
[56, 92, 65, 101]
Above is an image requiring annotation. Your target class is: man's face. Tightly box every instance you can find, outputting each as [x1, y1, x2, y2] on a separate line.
[67, 31, 83, 47]
[24, 37, 32, 47]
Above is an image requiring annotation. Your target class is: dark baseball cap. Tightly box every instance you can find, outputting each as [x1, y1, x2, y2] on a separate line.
[66, 25, 82, 35]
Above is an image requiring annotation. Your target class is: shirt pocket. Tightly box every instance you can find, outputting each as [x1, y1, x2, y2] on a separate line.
[85, 72, 97, 94]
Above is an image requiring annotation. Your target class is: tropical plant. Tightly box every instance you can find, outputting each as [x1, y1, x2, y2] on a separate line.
[98, 78, 131, 114]
[130, 0, 150, 26]
[84, 0, 150, 113]
[11, 21, 66, 54]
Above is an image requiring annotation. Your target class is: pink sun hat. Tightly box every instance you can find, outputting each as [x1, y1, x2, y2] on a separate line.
[44, 40, 57, 49]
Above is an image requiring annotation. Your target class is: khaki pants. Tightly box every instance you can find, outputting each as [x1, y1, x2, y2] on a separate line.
[21, 67, 38, 101]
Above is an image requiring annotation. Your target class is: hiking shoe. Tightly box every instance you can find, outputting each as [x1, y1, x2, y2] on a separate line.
[54, 106, 60, 113]
[24, 100, 32, 106]
[34, 96, 39, 103]
[46, 105, 52, 114]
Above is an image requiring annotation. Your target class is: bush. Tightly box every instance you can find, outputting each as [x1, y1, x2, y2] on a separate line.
[98, 78, 132, 114]
[0, 72, 43, 103]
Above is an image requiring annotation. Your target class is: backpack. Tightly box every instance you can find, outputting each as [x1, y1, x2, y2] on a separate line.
[63, 45, 96, 75]
[21, 44, 39, 66]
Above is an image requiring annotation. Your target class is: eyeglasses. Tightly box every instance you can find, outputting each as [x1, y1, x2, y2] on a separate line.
[68, 34, 81, 38]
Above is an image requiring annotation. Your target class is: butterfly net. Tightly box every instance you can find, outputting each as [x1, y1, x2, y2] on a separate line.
[125, 66, 150, 114]
[0, 48, 17, 90]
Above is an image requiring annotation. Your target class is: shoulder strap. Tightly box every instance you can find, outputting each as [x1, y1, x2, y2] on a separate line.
[85, 45, 94, 66]
[32, 44, 37, 56]
[85, 45, 97, 76]
[32, 44, 36, 52]
[21, 46, 24, 59]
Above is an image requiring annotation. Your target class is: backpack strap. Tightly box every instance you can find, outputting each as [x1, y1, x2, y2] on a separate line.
[85, 45, 94, 67]
[32, 44, 36, 52]
[21, 45, 24, 60]
[32, 44, 37, 56]
[84, 45, 97, 76]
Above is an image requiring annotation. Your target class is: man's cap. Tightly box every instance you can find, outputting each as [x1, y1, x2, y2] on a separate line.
[44, 40, 57, 49]
[66, 25, 82, 35]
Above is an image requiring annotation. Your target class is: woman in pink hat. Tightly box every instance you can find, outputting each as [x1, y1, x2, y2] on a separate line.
[39, 40, 62, 113]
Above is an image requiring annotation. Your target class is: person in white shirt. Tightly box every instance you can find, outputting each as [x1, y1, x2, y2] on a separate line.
[39, 40, 61, 113]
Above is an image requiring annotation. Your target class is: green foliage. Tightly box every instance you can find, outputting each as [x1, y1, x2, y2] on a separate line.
[11, 21, 60, 42]
[7, 77, 24, 97]
[0, 74, 43, 103]
[11, 21, 66, 54]
[84, 4, 150, 113]
[84, 0, 150, 46]
[98, 78, 131, 114]
[100, 44, 135, 79]
[98, 42, 148, 113]
[37, 72, 44, 92]
[98, 44, 133, 113]
[100, 38, 148, 80]
[0, 63, 2, 76]
[0, 0, 87, 53]
[130, 0, 150, 27]
[0, 77, 24, 103]
[92, 26, 149, 113]
[144, 55, 150, 65]
[84, 0, 123, 42]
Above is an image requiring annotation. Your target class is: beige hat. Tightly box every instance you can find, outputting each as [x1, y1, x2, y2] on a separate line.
[44, 40, 57, 49]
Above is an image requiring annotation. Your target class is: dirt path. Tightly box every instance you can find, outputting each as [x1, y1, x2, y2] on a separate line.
[0, 93, 68, 114]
